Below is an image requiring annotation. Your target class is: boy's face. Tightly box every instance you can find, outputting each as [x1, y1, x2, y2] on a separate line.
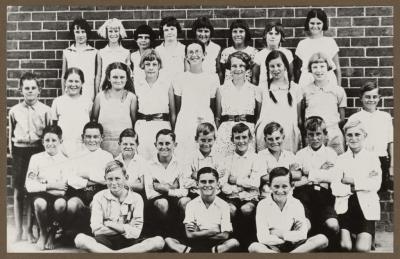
[265, 130, 284, 153]
[196, 27, 211, 45]
[105, 168, 128, 195]
[73, 25, 87, 45]
[198, 172, 218, 197]
[82, 128, 103, 152]
[43, 132, 61, 156]
[120, 137, 138, 158]
[270, 175, 292, 204]
[306, 127, 325, 151]
[186, 43, 205, 65]
[311, 61, 328, 81]
[21, 79, 40, 103]
[155, 134, 176, 158]
[162, 25, 177, 41]
[345, 126, 365, 153]
[232, 130, 250, 155]
[197, 132, 215, 155]
[361, 88, 380, 112]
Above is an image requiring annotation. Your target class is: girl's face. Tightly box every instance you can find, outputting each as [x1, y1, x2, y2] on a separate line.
[196, 27, 211, 45]
[186, 43, 205, 65]
[310, 61, 328, 81]
[74, 26, 87, 45]
[107, 27, 120, 43]
[309, 17, 324, 36]
[345, 126, 366, 153]
[265, 130, 284, 153]
[230, 57, 246, 79]
[144, 60, 160, 77]
[163, 25, 178, 42]
[137, 34, 151, 50]
[65, 72, 83, 97]
[265, 27, 281, 48]
[109, 68, 127, 91]
[232, 27, 246, 47]
[361, 88, 380, 112]
[120, 137, 138, 158]
[268, 57, 286, 80]
[21, 79, 40, 103]
[270, 175, 292, 204]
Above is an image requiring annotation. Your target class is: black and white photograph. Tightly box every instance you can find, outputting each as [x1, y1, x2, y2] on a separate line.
[5, 3, 394, 253]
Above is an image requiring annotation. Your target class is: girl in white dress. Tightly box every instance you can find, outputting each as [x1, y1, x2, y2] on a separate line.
[134, 49, 176, 160]
[130, 24, 156, 79]
[255, 50, 302, 153]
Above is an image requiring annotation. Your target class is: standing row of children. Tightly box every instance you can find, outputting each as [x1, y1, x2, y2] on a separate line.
[9, 7, 393, 253]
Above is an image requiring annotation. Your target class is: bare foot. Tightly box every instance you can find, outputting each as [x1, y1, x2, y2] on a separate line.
[37, 235, 47, 250]
[45, 231, 55, 250]
[27, 232, 38, 243]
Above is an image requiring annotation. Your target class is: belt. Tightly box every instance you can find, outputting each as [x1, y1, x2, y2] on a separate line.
[220, 114, 255, 123]
[137, 112, 169, 121]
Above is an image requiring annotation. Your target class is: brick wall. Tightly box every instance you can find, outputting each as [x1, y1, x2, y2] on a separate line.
[6, 5, 394, 230]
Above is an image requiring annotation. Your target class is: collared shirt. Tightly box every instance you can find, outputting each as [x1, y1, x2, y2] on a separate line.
[115, 153, 147, 188]
[90, 189, 143, 239]
[184, 196, 233, 233]
[295, 145, 338, 189]
[25, 151, 69, 193]
[256, 194, 308, 245]
[67, 148, 114, 189]
[302, 82, 347, 127]
[257, 149, 296, 174]
[9, 101, 51, 147]
[348, 109, 393, 156]
[155, 41, 186, 77]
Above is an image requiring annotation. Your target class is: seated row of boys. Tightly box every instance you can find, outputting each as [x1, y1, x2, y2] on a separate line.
[25, 115, 381, 252]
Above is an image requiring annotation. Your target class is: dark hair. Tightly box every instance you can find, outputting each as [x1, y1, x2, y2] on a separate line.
[231, 122, 252, 141]
[195, 122, 216, 140]
[304, 8, 329, 31]
[269, 166, 293, 185]
[360, 81, 379, 97]
[159, 16, 182, 39]
[118, 128, 139, 145]
[105, 160, 127, 176]
[304, 116, 328, 135]
[197, 166, 219, 181]
[69, 18, 92, 39]
[42, 125, 63, 139]
[139, 49, 162, 69]
[83, 121, 104, 136]
[133, 24, 156, 47]
[263, 21, 285, 46]
[226, 51, 253, 71]
[191, 16, 214, 38]
[101, 62, 135, 93]
[155, 128, 176, 142]
[265, 50, 293, 106]
[19, 72, 41, 89]
[185, 39, 206, 55]
[63, 67, 85, 84]
[229, 19, 252, 46]
[263, 121, 284, 137]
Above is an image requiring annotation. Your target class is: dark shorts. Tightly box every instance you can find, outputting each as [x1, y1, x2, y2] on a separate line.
[66, 185, 107, 206]
[94, 234, 146, 250]
[379, 156, 392, 191]
[31, 192, 66, 216]
[176, 237, 227, 253]
[338, 194, 375, 235]
[12, 145, 43, 189]
[266, 239, 307, 253]
[225, 198, 257, 212]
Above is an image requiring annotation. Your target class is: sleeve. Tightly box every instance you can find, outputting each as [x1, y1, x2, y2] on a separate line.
[353, 155, 382, 192]
[337, 87, 347, 108]
[330, 157, 352, 197]
[67, 165, 89, 190]
[328, 37, 340, 56]
[220, 202, 233, 233]
[50, 98, 59, 121]
[255, 201, 285, 245]
[123, 195, 144, 239]
[90, 194, 107, 235]
[295, 39, 305, 60]
[220, 48, 229, 64]
[282, 201, 308, 243]
[25, 155, 47, 193]
[183, 201, 195, 224]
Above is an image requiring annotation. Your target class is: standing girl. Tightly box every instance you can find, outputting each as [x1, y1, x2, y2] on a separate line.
[51, 67, 92, 157]
[219, 19, 258, 84]
[130, 24, 156, 78]
[252, 22, 294, 86]
[62, 18, 97, 101]
[96, 18, 130, 92]
[255, 50, 302, 153]
[295, 8, 342, 87]
[92, 62, 137, 157]
[134, 49, 176, 160]
[214, 51, 261, 157]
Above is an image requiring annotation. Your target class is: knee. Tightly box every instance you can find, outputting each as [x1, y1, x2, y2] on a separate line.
[178, 197, 191, 212]
[67, 198, 83, 214]
[229, 204, 237, 218]
[33, 198, 47, 212]
[74, 233, 88, 248]
[240, 203, 255, 217]
[154, 199, 169, 215]
[355, 241, 371, 252]
[312, 234, 329, 250]
[340, 239, 352, 252]
[325, 219, 340, 234]
[153, 236, 165, 251]
[54, 199, 67, 213]
[248, 242, 260, 252]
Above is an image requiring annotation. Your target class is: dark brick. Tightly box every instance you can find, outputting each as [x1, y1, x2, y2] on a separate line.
[33, 70, 59, 79]
[161, 10, 186, 19]
[294, 8, 309, 18]
[122, 21, 149, 31]
[341, 67, 363, 77]
[46, 60, 63, 69]
[32, 12, 56, 21]
[366, 47, 393, 57]
[294, 28, 306, 38]
[365, 67, 392, 77]
[380, 37, 393, 47]
[254, 18, 281, 28]
[8, 13, 31, 22]
[38, 88, 59, 97]
[8, 70, 32, 79]
[350, 58, 378, 67]
[83, 11, 109, 20]
[365, 27, 392, 37]
[109, 11, 134, 20]
[7, 60, 19, 69]
[330, 17, 351, 27]
[381, 17, 393, 26]
[335, 38, 350, 47]
[7, 22, 17, 31]
[349, 78, 376, 88]
[122, 6, 148, 10]
[18, 22, 42, 31]
[133, 10, 161, 20]
[282, 18, 304, 28]
[7, 41, 18, 50]
[214, 9, 239, 18]
[339, 48, 364, 57]
[379, 87, 393, 97]
[44, 79, 61, 89]
[268, 8, 294, 18]
[353, 17, 379, 26]
[337, 28, 364, 37]
[7, 88, 21, 97]
[57, 12, 82, 21]
[43, 22, 68, 30]
[351, 37, 378, 47]
[213, 29, 232, 39]
[95, 6, 122, 11]
[384, 98, 393, 108]
[70, 6, 96, 11]
[366, 7, 392, 16]
[56, 31, 71, 40]
[378, 78, 393, 87]
[32, 31, 56, 40]
[338, 7, 364, 17]
[241, 9, 266, 18]
[56, 50, 64, 60]
[44, 6, 69, 11]
[187, 10, 213, 18]
[7, 51, 30, 59]
[339, 58, 349, 67]
[19, 6, 44, 12]
[341, 78, 349, 88]
[346, 98, 354, 107]
[31, 51, 55, 59]
[7, 6, 19, 12]
[44, 41, 69, 50]
[21, 60, 45, 69]
[345, 108, 359, 118]
[19, 41, 43, 50]
[379, 57, 393, 67]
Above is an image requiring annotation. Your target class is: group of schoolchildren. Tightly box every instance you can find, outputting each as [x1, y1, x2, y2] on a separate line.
[8, 7, 393, 253]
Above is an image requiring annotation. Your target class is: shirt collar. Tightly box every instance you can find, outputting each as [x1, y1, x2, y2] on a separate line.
[103, 189, 136, 204]
[67, 44, 96, 52]
[233, 150, 254, 159]
[22, 100, 40, 109]
[306, 145, 326, 155]
[150, 154, 178, 167]
[194, 195, 220, 209]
